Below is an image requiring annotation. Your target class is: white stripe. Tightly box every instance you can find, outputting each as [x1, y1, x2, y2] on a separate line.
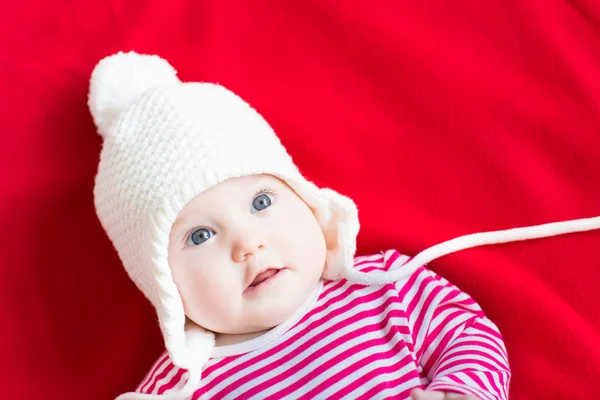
[355, 253, 385, 264]
[161, 371, 189, 395]
[427, 311, 474, 349]
[489, 370, 508, 399]
[435, 365, 498, 398]
[423, 326, 463, 378]
[149, 363, 180, 395]
[435, 361, 496, 376]
[395, 265, 428, 297]
[142, 358, 172, 393]
[139, 354, 169, 392]
[438, 351, 507, 374]
[419, 307, 473, 367]
[452, 374, 496, 400]
[375, 373, 423, 399]
[426, 299, 472, 335]
[387, 253, 411, 270]
[469, 319, 509, 359]
[501, 370, 511, 398]
[420, 311, 475, 370]
[402, 271, 444, 349]
[326, 355, 417, 399]
[442, 339, 508, 371]
[463, 332, 508, 361]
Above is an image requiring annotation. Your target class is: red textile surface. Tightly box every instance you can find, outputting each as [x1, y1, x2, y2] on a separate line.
[2, 1, 599, 399]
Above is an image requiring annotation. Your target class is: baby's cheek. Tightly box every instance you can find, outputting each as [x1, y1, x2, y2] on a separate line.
[196, 271, 242, 326]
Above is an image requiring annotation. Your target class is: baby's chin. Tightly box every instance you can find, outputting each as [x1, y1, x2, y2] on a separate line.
[245, 302, 298, 330]
[199, 299, 297, 336]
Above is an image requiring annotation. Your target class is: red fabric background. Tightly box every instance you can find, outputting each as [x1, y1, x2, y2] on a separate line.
[2, 1, 599, 399]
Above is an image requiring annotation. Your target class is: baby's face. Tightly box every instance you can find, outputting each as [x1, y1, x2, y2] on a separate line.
[168, 174, 327, 337]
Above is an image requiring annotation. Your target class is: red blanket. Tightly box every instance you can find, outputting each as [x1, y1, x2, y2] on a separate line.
[2, 1, 599, 399]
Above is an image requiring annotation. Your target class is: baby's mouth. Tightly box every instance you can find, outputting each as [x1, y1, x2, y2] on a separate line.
[248, 268, 280, 288]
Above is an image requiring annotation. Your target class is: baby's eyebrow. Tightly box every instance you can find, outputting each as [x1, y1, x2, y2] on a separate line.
[171, 217, 192, 239]
[172, 215, 185, 229]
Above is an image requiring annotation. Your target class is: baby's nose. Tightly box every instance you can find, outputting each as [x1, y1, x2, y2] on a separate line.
[231, 233, 264, 263]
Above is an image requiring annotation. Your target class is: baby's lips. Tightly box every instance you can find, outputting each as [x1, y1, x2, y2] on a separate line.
[250, 268, 279, 287]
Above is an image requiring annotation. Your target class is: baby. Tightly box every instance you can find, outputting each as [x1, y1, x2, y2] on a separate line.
[88, 52, 598, 400]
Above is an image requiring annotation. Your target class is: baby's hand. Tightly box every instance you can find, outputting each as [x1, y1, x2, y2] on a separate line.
[410, 388, 480, 400]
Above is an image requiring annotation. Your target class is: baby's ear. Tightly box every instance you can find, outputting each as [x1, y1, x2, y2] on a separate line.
[312, 188, 360, 281]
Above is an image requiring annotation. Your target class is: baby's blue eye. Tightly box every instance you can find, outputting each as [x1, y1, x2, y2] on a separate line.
[252, 193, 272, 213]
[186, 228, 215, 247]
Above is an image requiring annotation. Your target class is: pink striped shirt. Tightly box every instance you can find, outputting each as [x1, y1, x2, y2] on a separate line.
[134, 250, 510, 399]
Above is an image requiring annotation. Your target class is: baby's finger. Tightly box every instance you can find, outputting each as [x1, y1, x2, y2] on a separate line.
[410, 388, 446, 400]
[444, 393, 481, 400]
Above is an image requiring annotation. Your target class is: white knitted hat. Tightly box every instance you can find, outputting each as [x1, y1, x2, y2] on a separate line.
[88, 51, 360, 393]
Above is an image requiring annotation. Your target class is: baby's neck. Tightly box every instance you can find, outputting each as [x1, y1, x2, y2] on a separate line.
[214, 328, 272, 346]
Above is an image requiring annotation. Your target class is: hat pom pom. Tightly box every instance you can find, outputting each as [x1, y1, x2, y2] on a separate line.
[88, 51, 180, 138]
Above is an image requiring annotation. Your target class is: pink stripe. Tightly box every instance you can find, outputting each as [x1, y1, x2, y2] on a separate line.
[429, 283, 472, 314]
[192, 387, 204, 400]
[433, 292, 479, 312]
[423, 312, 477, 372]
[450, 333, 509, 362]
[496, 371, 510, 398]
[354, 254, 385, 267]
[409, 285, 448, 357]
[426, 304, 480, 346]
[321, 278, 348, 298]
[468, 331, 508, 360]
[445, 375, 492, 400]
[158, 368, 186, 394]
[299, 282, 375, 329]
[445, 339, 509, 369]
[406, 269, 449, 319]
[354, 260, 383, 272]
[439, 349, 508, 380]
[268, 309, 408, 399]
[359, 384, 414, 400]
[438, 356, 504, 381]
[448, 371, 494, 399]
[473, 370, 505, 399]
[146, 363, 175, 394]
[197, 355, 239, 381]
[383, 249, 402, 269]
[396, 266, 427, 299]
[302, 347, 414, 399]
[355, 362, 419, 400]
[139, 353, 170, 393]
[468, 322, 509, 360]
[361, 265, 388, 273]
[425, 298, 469, 321]
[475, 321, 506, 343]
[211, 287, 396, 399]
